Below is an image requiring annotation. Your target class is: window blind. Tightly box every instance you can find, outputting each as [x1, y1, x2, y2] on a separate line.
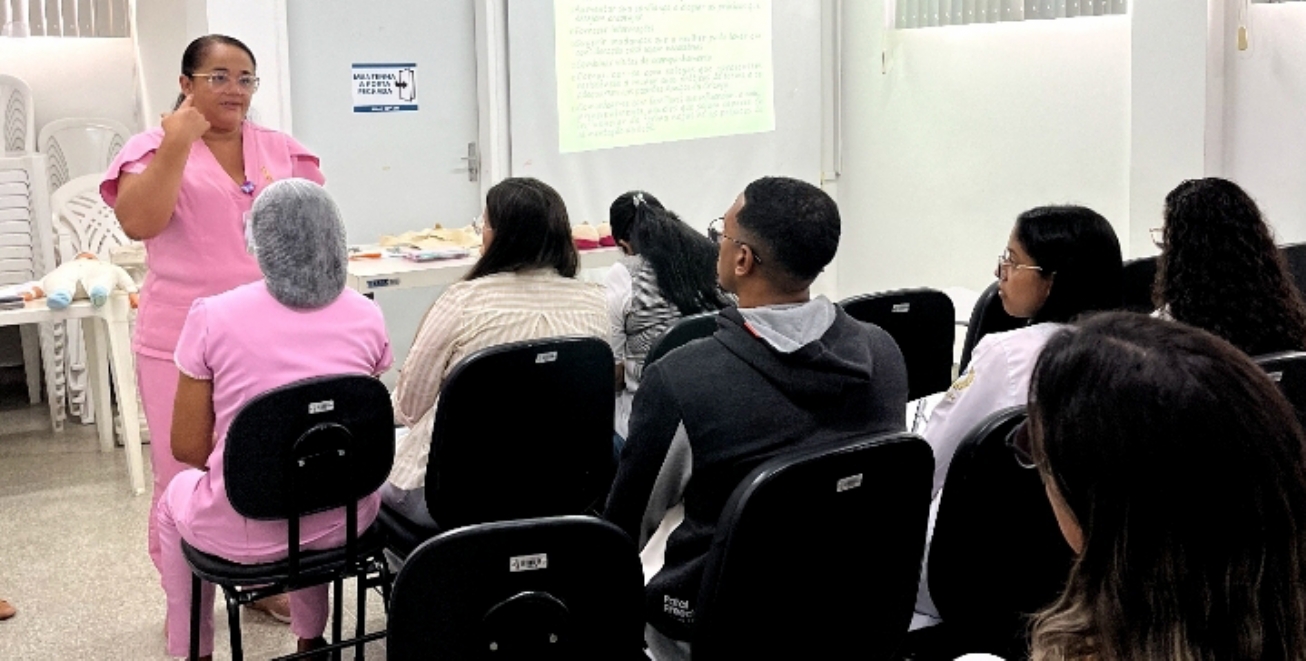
[2, 0, 130, 38]
[895, 0, 1127, 29]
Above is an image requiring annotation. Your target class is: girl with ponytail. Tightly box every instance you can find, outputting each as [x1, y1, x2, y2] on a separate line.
[605, 191, 731, 439]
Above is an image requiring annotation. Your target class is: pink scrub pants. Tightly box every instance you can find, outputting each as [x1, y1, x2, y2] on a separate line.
[136, 352, 189, 576]
[156, 471, 336, 657]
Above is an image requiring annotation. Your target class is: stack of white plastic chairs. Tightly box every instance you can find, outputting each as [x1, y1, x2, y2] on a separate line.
[39, 118, 133, 426]
[0, 73, 59, 427]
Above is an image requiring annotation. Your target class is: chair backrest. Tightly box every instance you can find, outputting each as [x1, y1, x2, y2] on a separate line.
[0, 75, 34, 154]
[425, 336, 616, 530]
[958, 281, 1023, 373]
[38, 118, 131, 193]
[928, 406, 1074, 656]
[0, 154, 56, 286]
[693, 433, 934, 661]
[49, 173, 134, 265]
[223, 374, 395, 521]
[1255, 351, 1306, 430]
[1281, 243, 1306, 300]
[840, 288, 956, 400]
[1121, 256, 1158, 313]
[0, 173, 34, 285]
[643, 310, 719, 368]
[388, 515, 645, 661]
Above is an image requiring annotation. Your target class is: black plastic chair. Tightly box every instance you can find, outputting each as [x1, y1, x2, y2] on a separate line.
[918, 406, 1073, 660]
[1255, 351, 1306, 430]
[839, 288, 955, 401]
[387, 515, 645, 661]
[692, 433, 934, 661]
[1281, 243, 1306, 299]
[378, 336, 616, 559]
[181, 375, 396, 661]
[1120, 256, 1158, 313]
[643, 311, 719, 368]
[958, 282, 1023, 374]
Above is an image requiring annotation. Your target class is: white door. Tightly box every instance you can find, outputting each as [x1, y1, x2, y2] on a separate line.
[287, 0, 481, 384]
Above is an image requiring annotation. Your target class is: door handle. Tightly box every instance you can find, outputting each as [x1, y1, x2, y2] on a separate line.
[458, 142, 480, 182]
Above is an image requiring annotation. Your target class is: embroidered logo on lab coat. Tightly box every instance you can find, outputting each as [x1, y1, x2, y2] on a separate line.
[945, 370, 976, 402]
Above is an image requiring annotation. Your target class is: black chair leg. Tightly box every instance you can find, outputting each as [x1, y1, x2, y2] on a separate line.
[225, 590, 244, 661]
[332, 578, 344, 661]
[189, 574, 202, 660]
[379, 562, 393, 615]
[355, 573, 366, 661]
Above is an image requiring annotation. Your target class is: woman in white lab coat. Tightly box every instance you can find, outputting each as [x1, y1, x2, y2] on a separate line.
[911, 206, 1123, 632]
[923, 205, 1123, 496]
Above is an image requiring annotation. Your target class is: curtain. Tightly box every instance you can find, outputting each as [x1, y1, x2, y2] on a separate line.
[2, 0, 130, 37]
[895, 0, 1127, 29]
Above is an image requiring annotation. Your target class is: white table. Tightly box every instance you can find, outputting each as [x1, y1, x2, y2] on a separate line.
[0, 293, 146, 495]
[346, 247, 623, 295]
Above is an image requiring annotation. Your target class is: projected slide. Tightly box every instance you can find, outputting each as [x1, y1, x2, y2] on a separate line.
[556, 0, 775, 153]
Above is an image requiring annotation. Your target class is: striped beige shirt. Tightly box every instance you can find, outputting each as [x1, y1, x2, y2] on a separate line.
[388, 269, 609, 489]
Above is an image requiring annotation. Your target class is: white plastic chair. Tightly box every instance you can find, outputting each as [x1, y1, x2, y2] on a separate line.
[0, 75, 35, 155]
[0, 152, 57, 425]
[0, 178, 41, 405]
[49, 174, 139, 427]
[38, 117, 131, 195]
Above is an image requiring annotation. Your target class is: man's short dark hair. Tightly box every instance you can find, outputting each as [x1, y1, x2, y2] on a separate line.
[736, 176, 840, 285]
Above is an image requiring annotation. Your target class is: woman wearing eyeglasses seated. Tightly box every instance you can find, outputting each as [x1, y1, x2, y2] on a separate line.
[383, 177, 609, 527]
[911, 206, 1122, 631]
[923, 206, 1122, 497]
[1019, 312, 1306, 661]
[156, 180, 392, 660]
[101, 35, 325, 618]
[605, 191, 731, 442]
[1152, 177, 1306, 357]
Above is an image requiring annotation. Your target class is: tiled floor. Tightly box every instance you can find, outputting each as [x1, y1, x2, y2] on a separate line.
[0, 369, 388, 660]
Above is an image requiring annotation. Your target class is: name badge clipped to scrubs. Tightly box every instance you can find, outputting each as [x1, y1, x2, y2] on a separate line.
[243, 211, 257, 255]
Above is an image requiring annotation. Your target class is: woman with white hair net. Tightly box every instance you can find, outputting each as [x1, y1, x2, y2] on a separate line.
[153, 179, 392, 659]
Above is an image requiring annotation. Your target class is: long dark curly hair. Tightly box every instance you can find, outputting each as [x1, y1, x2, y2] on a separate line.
[1154, 178, 1306, 356]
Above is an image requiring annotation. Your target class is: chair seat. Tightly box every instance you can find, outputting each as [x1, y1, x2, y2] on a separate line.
[182, 522, 386, 589]
[377, 503, 441, 559]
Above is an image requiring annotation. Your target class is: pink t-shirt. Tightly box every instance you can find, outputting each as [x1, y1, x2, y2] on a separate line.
[101, 121, 325, 359]
[171, 281, 392, 556]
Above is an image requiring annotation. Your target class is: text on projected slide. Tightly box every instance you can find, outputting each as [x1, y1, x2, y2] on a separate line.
[556, 1, 775, 153]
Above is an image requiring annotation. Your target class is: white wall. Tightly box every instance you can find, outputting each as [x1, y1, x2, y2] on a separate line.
[1128, 0, 1215, 259]
[1222, 3, 1306, 244]
[205, 0, 291, 131]
[836, 2, 1131, 296]
[132, 0, 292, 130]
[132, 0, 208, 126]
[0, 37, 139, 134]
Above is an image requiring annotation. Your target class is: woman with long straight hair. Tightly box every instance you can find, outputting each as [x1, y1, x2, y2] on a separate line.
[383, 177, 608, 526]
[1023, 312, 1306, 661]
[922, 205, 1123, 495]
[911, 206, 1123, 632]
[605, 191, 730, 438]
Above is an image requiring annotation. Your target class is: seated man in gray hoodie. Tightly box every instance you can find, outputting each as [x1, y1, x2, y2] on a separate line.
[604, 176, 909, 659]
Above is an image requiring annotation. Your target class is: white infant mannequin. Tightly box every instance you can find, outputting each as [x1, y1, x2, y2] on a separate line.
[28, 252, 139, 309]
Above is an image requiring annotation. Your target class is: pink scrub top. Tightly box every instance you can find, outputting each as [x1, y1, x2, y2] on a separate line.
[172, 281, 392, 557]
[101, 121, 326, 360]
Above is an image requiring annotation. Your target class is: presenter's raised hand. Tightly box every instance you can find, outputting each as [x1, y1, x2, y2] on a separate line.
[162, 95, 211, 144]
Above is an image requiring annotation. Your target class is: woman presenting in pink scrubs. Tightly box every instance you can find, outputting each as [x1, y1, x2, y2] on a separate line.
[100, 34, 324, 621]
